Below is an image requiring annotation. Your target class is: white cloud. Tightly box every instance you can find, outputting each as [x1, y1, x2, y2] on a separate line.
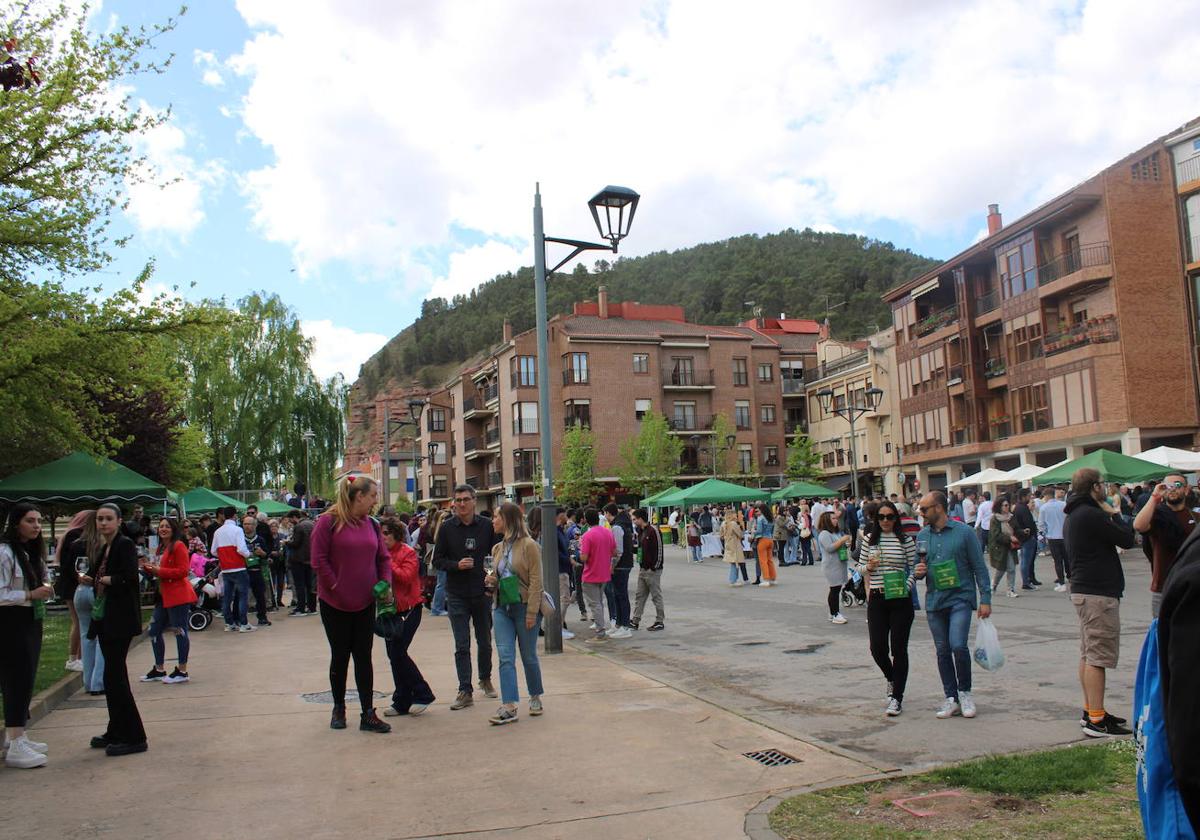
[229, 0, 1200, 294]
[125, 103, 226, 237]
[193, 49, 225, 87]
[302, 319, 389, 381]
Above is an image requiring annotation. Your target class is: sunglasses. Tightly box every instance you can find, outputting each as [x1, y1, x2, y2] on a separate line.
[877, 514, 897, 521]
[917, 505, 940, 514]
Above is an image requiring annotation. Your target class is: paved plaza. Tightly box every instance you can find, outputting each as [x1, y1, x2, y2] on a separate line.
[7, 544, 1149, 839]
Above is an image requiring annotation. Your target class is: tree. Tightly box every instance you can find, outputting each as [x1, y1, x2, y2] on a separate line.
[0, 2, 182, 280]
[786, 435, 824, 482]
[617, 412, 683, 498]
[711, 413, 736, 476]
[556, 422, 598, 506]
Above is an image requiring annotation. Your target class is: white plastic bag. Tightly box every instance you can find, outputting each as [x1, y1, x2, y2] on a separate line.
[973, 617, 1005, 671]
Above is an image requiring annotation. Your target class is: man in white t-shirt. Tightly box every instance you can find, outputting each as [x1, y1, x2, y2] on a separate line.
[975, 491, 994, 550]
[667, 509, 680, 545]
[963, 490, 977, 528]
[810, 499, 829, 527]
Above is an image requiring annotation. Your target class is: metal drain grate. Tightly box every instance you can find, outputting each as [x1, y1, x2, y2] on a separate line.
[743, 748, 801, 767]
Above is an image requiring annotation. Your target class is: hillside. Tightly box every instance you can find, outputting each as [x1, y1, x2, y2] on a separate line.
[355, 228, 940, 401]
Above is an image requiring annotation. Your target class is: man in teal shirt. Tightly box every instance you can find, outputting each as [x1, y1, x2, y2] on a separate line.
[916, 491, 993, 719]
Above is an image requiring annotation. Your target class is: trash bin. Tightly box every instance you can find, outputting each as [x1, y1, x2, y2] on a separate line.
[659, 525, 673, 545]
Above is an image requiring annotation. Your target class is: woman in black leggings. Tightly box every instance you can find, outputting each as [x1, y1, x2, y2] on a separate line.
[860, 500, 917, 717]
[310, 476, 393, 733]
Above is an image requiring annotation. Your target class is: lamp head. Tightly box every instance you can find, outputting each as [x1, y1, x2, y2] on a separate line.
[865, 387, 884, 411]
[407, 398, 426, 422]
[816, 387, 834, 412]
[588, 186, 639, 252]
[725, 434, 736, 450]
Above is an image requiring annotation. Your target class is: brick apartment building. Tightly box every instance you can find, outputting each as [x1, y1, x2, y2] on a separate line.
[397, 288, 821, 510]
[882, 117, 1200, 493]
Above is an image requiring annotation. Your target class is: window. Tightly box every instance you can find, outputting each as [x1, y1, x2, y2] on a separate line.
[785, 406, 805, 433]
[512, 402, 538, 435]
[673, 401, 697, 431]
[564, 399, 591, 429]
[632, 353, 648, 374]
[431, 477, 448, 499]
[635, 398, 651, 422]
[563, 352, 589, 384]
[670, 357, 695, 386]
[511, 355, 537, 387]
[1012, 383, 1050, 433]
[430, 442, 447, 465]
[732, 357, 748, 386]
[763, 445, 779, 467]
[427, 408, 447, 432]
[737, 445, 752, 473]
[760, 404, 776, 424]
[734, 400, 751, 429]
[1006, 319, 1043, 364]
[1130, 151, 1161, 181]
[998, 236, 1038, 298]
[757, 363, 773, 383]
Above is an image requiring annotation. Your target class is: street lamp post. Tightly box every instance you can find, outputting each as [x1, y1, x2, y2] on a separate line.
[815, 386, 884, 498]
[301, 429, 315, 501]
[533, 183, 639, 654]
[723, 433, 736, 478]
[407, 399, 426, 511]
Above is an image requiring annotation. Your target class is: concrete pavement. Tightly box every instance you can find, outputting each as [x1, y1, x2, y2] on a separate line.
[9, 604, 875, 840]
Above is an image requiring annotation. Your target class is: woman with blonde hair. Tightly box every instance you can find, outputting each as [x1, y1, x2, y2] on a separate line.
[428, 508, 452, 616]
[55, 510, 93, 672]
[484, 502, 547, 725]
[719, 510, 748, 586]
[310, 475, 393, 733]
[65, 512, 106, 695]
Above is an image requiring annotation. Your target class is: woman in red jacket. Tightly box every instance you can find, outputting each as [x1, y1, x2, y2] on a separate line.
[140, 518, 194, 685]
[381, 518, 435, 718]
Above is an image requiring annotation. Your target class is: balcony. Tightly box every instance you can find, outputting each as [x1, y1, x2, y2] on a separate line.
[976, 289, 1000, 316]
[1037, 242, 1112, 287]
[464, 436, 486, 460]
[989, 417, 1012, 441]
[513, 464, 536, 483]
[1043, 314, 1119, 357]
[510, 373, 536, 390]
[486, 470, 503, 489]
[1177, 154, 1200, 189]
[983, 357, 1007, 379]
[465, 475, 481, 490]
[947, 364, 964, 386]
[662, 368, 715, 388]
[562, 369, 589, 386]
[782, 378, 805, 396]
[915, 304, 959, 338]
[784, 421, 805, 436]
[485, 427, 501, 448]
[816, 351, 869, 380]
[669, 414, 716, 433]
[484, 382, 499, 403]
[952, 426, 973, 446]
[462, 394, 494, 420]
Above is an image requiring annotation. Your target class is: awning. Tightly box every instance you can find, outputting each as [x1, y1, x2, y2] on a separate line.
[824, 474, 852, 492]
[0, 452, 175, 506]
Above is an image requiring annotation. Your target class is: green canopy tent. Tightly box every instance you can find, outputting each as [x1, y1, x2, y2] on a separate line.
[655, 478, 770, 507]
[641, 486, 682, 508]
[771, 481, 837, 501]
[1031, 449, 1170, 486]
[252, 497, 294, 516]
[0, 452, 176, 507]
[179, 487, 247, 516]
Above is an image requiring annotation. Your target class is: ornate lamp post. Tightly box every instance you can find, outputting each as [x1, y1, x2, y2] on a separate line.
[815, 386, 884, 498]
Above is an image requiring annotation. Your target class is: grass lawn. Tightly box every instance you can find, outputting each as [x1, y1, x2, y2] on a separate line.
[770, 740, 1141, 840]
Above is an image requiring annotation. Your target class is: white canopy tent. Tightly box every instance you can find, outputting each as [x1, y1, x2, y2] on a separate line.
[1135, 445, 1200, 472]
[996, 462, 1052, 484]
[946, 467, 1012, 488]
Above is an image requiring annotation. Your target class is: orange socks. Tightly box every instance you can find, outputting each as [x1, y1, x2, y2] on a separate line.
[1088, 708, 1106, 724]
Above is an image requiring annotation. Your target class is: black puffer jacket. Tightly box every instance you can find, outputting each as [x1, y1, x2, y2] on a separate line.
[1063, 492, 1136, 598]
[1159, 527, 1200, 831]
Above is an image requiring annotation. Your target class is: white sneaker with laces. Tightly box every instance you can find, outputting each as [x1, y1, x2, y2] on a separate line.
[1054, 583, 1067, 592]
[238, 624, 256, 633]
[829, 613, 848, 625]
[959, 691, 977, 718]
[562, 628, 576, 640]
[608, 619, 617, 631]
[610, 626, 633, 639]
[886, 698, 902, 717]
[588, 621, 597, 630]
[4, 737, 46, 769]
[936, 697, 961, 719]
[65, 659, 83, 672]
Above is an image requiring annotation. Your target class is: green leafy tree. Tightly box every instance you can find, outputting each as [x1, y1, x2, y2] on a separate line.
[556, 422, 598, 506]
[786, 435, 824, 482]
[617, 412, 683, 498]
[710, 413, 736, 476]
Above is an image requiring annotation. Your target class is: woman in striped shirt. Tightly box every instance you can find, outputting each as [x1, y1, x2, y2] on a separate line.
[861, 499, 917, 717]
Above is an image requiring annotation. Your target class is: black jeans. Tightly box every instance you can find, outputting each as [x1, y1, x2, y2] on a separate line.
[385, 607, 435, 713]
[799, 537, 814, 565]
[319, 601, 375, 713]
[775, 539, 788, 564]
[271, 561, 287, 606]
[247, 567, 269, 621]
[447, 594, 492, 693]
[827, 585, 842, 617]
[0, 607, 41, 728]
[611, 567, 632, 627]
[99, 635, 146, 744]
[866, 593, 915, 701]
[290, 562, 315, 612]
[572, 565, 587, 616]
[1049, 539, 1069, 584]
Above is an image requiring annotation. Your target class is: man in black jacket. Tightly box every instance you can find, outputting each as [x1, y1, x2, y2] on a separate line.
[285, 511, 316, 615]
[604, 503, 635, 638]
[1158, 527, 1200, 830]
[1064, 467, 1136, 737]
[631, 508, 665, 631]
[1014, 488, 1039, 590]
[433, 484, 496, 709]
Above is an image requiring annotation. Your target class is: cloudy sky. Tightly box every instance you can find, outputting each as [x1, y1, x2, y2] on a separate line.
[84, 0, 1200, 381]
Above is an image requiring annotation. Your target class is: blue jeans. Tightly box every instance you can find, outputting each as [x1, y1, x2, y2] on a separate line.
[221, 570, 250, 627]
[1019, 540, 1038, 587]
[492, 602, 543, 705]
[431, 570, 448, 615]
[73, 585, 105, 692]
[927, 602, 973, 699]
[688, 544, 702, 562]
[785, 535, 799, 564]
[149, 603, 191, 667]
[610, 567, 631, 627]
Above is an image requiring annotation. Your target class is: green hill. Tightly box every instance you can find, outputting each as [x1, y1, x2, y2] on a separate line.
[355, 228, 939, 399]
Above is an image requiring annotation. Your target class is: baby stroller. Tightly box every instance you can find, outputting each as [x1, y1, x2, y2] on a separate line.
[188, 559, 222, 631]
[841, 566, 867, 608]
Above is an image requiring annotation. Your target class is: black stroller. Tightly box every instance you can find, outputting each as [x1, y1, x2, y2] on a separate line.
[841, 565, 867, 608]
[188, 559, 222, 631]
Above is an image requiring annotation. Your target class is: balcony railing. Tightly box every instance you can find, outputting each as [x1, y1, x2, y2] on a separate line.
[976, 289, 1000, 315]
[486, 470, 502, 488]
[484, 382, 499, 402]
[513, 464, 535, 483]
[818, 351, 869, 379]
[915, 304, 959, 337]
[485, 427, 500, 446]
[952, 426, 973, 445]
[669, 414, 715, 433]
[947, 364, 964, 385]
[782, 378, 805, 395]
[462, 395, 477, 414]
[463, 436, 479, 453]
[1043, 314, 1119, 356]
[1038, 242, 1111, 285]
[465, 475, 481, 489]
[562, 370, 589, 386]
[989, 418, 1012, 441]
[784, 420, 805, 435]
[983, 357, 1007, 378]
[1177, 154, 1200, 186]
[510, 373, 536, 389]
[663, 368, 715, 387]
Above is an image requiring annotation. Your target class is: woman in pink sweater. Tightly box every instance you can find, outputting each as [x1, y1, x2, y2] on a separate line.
[310, 476, 392, 733]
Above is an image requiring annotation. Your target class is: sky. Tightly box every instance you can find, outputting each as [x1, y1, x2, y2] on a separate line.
[71, 0, 1200, 381]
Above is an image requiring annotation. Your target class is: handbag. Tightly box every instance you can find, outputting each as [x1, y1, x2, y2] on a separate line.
[882, 569, 909, 599]
[497, 544, 522, 606]
[91, 593, 107, 620]
[930, 556, 961, 590]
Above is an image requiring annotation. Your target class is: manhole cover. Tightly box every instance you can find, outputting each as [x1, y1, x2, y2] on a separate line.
[300, 690, 387, 705]
[743, 748, 801, 767]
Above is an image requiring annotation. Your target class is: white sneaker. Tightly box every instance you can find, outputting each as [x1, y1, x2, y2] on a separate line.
[610, 627, 633, 639]
[761, 581, 772, 588]
[223, 624, 236, 632]
[65, 659, 83, 672]
[886, 698, 903, 717]
[936, 697, 961, 719]
[608, 619, 617, 631]
[561, 628, 576, 640]
[829, 614, 848, 625]
[238, 624, 256, 633]
[588, 621, 597, 630]
[1006, 590, 1020, 598]
[1054, 583, 1067, 592]
[732, 580, 744, 587]
[409, 703, 429, 716]
[4, 737, 46, 769]
[2, 735, 47, 757]
[959, 691, 977, 718]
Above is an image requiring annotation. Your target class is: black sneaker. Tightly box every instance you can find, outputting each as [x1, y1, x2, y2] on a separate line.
[1080, 710, 1127, 727]
[647, 622, 665, 632]
[90, 735, 111, 749]
[1083, 717, 1132, 738]
[140, 667, 166, 682]
[359, 709, 391, 733]
[628, 620, 640, 630]
[330, 704, 347, 730]
[257, 619, 272, 627]
[162, 668, 189, 684]
[105, 741, 148, 757]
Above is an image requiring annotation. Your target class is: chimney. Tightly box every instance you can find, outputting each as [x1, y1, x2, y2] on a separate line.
[987, 203, 1002, 236]
[598, 284, 609, 319]
[819, 318, 831, 340]
[502, 319, 513, 342]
